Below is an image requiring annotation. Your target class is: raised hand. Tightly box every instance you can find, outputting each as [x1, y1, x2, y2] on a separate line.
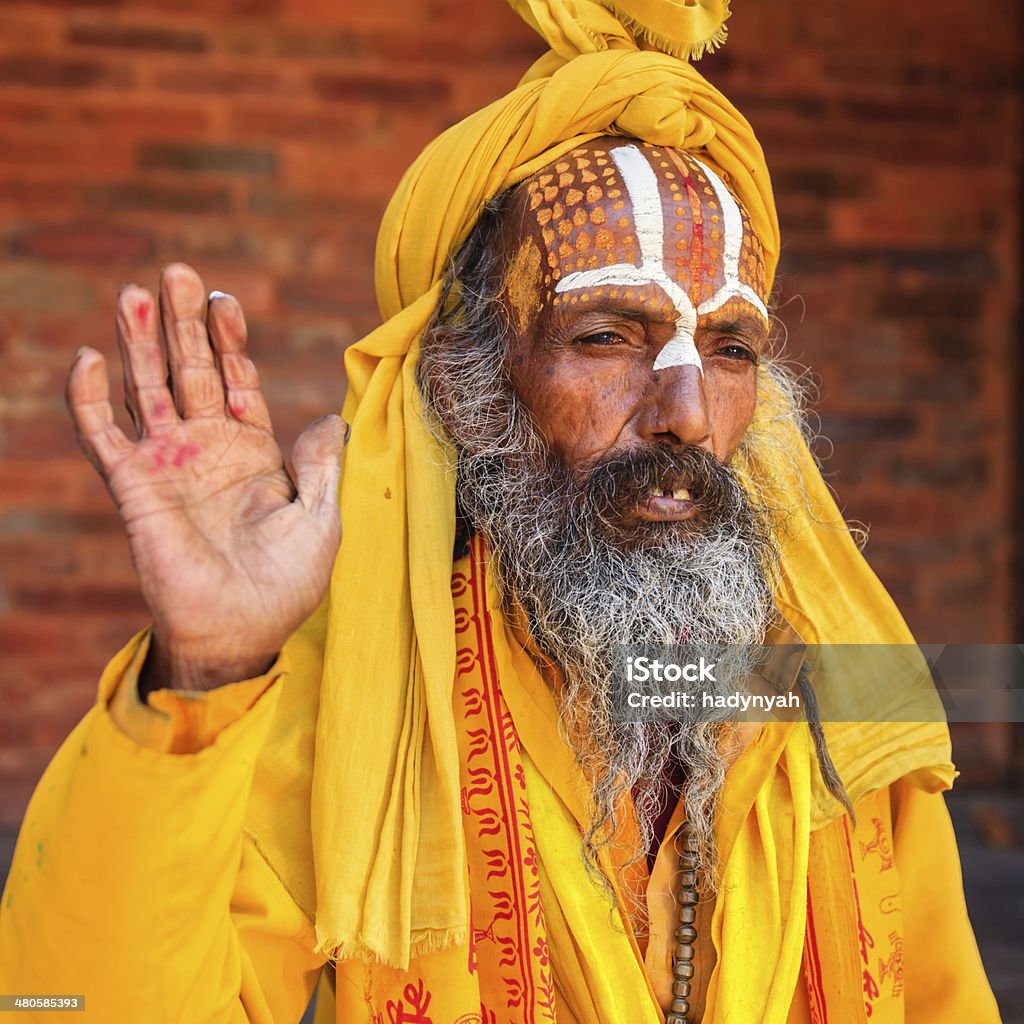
[66, 263, 346, 692]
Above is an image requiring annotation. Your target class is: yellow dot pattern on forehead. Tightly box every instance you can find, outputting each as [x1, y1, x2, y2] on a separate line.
[555, 144, 703, 373]
[526, 151, 617, 303]
[523, 142, 768, 338]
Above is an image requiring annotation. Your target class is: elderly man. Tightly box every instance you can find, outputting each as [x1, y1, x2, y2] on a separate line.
[0, 1, 1001, 1022]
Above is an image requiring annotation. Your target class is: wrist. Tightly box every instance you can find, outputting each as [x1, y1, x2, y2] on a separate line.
[139, 631, 279, 697]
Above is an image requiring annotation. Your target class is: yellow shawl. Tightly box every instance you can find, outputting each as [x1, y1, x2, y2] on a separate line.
[312, 0, 952, 969]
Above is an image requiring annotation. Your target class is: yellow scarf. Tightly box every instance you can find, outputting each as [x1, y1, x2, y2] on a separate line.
[311, 0, 951, 969]
[331, 537, 662, 1022]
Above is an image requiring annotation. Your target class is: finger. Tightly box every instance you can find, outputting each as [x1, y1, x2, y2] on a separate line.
[206, 291, 274, 433]
[66, 347, 132, 474]
[159, 262, 225, 419]
[292, 415, 348, 524]
[115, 284, 177, 437]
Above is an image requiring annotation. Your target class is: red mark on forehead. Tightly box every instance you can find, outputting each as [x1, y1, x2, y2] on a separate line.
[666, 150, 707, 300]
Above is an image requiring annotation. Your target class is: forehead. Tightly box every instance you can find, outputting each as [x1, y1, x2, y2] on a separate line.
[507, 139, 767, 322]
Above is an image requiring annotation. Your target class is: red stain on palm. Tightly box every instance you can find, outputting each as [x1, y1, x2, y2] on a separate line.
[229, 396, 247, 417]
[136, 299, 151, 330]
[172, 442, 201, 468]
[152, 398, 170, 418]
[150, 440, 201, 472]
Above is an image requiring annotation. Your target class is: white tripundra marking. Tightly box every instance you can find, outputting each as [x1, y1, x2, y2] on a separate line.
[554, 145, 768, 371]
[555, 145, 700, 372]
[692, 159, 769, 322]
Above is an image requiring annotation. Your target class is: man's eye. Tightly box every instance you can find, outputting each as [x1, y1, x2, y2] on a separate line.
[578, 331, 623, 346]
[716, 342, 757, 364]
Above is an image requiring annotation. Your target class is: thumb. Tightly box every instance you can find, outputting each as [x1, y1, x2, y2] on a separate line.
[292, 414, 348, 522]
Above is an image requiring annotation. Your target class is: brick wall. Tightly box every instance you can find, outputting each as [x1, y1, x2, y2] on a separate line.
[704, 1, 1021, 645]
[0, 1, 1020, 827]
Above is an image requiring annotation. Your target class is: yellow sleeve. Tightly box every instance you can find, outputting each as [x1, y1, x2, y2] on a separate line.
[892, 778, 1002, 1023]
[106, 629, 278, 754]
[0, 633, 326, 1023]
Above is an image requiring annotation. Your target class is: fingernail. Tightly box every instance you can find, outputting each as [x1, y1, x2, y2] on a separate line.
[208, 290, 234, 302]
[74, 346, 92, 363]
[342, 420, 351, 444]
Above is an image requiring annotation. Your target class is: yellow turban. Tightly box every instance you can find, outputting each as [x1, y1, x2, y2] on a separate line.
[312, 0, 950, 968]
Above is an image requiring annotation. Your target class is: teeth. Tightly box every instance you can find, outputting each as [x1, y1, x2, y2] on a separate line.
[672, 488, 691, 501]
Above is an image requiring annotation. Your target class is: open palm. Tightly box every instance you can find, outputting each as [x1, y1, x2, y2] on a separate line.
[67, 264, 346, 690]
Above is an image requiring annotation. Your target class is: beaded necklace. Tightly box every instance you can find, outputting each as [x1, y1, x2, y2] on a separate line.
[666, 821, 699, 1024]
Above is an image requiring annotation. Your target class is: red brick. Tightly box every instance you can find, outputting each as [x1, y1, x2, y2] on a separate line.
[245, 185, 378, 224]
[0, 266, 97, 314]
[10, 223, 156, 263]
[137, 0, 284, 14]
[12, 584, 148, 616]
[0, 507, 123, 536]
[218, 24, 361, 59]
[67, 20, 209, 53]
[137, 141, 277, 176]
[230, 104, 370, 144]
[0, 55, 132, 90]
[0, 618, 75, 657]
[840, 96, 958, 125]
[311, 72, 450, 106]
[0, 8, 62, 47]
[277, 275, 366, 315]
[67, 100, 211, 137]
[83, 181, 233, 215]
[0, 98, 52, 128]
[152, 66, 285, 95]
[0, 460, 111, 510]
[875, 283, 985, 320]
[773, 167, 871, 200]
[362, 28, 541, 65]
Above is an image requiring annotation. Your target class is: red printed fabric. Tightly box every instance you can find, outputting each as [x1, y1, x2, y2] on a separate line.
[453, 535, 558, 1024]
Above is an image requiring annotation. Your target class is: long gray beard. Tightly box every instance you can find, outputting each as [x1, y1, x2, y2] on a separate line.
[415, 234, 782, 909]
[443, 400, 779, 908]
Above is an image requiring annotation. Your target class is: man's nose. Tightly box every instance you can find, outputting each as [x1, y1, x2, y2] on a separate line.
[639, 364, 712, 449]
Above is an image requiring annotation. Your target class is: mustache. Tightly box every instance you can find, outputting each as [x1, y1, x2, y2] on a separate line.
[578, 444, 746, 532]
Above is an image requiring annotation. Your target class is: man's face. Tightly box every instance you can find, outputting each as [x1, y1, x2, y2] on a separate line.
[500, 139, 770, 531]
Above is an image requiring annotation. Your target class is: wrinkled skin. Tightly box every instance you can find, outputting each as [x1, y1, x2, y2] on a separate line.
[498, 138, 770, 530]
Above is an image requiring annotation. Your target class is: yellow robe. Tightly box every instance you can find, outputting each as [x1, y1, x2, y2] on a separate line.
[0, 542, 1001, 1022]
